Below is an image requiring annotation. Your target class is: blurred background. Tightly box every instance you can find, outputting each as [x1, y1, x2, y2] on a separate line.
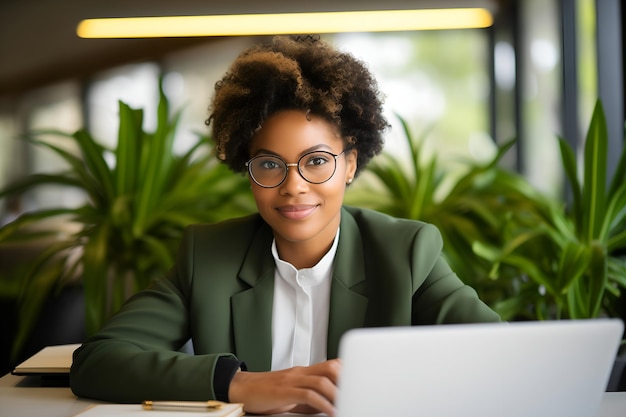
[0, 0, 624, 379]
[0, 0, 623, 212]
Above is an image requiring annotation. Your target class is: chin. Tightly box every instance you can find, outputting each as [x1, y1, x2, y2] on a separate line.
[274, 227, 318, 243]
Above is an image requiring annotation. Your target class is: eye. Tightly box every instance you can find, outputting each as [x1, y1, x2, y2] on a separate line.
[255, 157, 283, 170]
[304, 153, 331, 167]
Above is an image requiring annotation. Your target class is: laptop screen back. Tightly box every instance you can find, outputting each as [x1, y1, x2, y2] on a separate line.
[336, 319, 623, 417]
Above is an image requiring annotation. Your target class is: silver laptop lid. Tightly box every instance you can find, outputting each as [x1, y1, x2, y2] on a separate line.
[336, 319, 623, 417]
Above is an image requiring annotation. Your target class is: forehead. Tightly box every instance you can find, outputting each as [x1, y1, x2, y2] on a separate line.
[250, 110, 342, 155]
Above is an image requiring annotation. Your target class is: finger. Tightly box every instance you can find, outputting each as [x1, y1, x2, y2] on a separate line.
[288, 386, 336, 417]
[253, 383, 334, 416]
[257, 373, 336, 415]
[299, 374, 338, 404]
[302, 359, 342, 384]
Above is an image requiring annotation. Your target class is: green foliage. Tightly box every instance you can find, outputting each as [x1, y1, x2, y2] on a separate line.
[0, 83, 256, 358]
[3, 83, 624, 364]
[477, 101, 626, 319]
[346, 101, 626, 321]
[345, 117, 547, 319]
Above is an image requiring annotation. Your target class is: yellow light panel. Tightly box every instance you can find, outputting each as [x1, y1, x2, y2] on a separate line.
[76, 8, 493, 38]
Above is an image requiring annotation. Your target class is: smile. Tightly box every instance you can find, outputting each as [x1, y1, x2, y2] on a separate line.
[276, 205, 318, 220]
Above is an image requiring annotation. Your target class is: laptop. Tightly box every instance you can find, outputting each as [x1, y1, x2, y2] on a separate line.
[336, 319, 623, 417]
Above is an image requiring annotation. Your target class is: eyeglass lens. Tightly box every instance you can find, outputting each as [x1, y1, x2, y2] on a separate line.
[247, 151, 340, 187]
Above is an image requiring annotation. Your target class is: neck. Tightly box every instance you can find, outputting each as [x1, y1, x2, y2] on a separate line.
[274, 219, 339, 270]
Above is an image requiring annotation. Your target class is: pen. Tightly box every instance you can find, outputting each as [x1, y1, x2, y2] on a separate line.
[142, 400, 224, 411]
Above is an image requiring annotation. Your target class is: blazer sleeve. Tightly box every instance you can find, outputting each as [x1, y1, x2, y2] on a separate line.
[409, 223, 501, 324]
[70, 228, 237, 403]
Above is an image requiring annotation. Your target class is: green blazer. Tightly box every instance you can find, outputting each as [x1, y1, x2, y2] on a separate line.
[70, 206, 500, 402]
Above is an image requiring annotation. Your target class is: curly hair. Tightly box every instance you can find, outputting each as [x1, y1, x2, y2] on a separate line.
[207, 35, 389, 177]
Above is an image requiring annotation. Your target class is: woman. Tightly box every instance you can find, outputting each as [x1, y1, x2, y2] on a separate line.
[70, 35, 500, 416]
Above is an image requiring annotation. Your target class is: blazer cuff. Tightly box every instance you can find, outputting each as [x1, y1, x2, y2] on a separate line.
[214, 357, 247, 402]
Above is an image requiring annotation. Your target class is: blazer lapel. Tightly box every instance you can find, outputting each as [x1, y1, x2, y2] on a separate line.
[231, 208, 370, 366]
[327, 208, 369, 359]
[231, 223, 275, 371]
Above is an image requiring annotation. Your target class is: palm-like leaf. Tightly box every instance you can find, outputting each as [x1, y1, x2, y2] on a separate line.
[347, 103, 626, 321]
[0, 83, 256, 358]
[479, 101, 626, 319]
[346, 117, 549, 317]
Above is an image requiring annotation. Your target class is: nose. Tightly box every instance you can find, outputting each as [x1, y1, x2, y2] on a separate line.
[279, 164, 308, 195]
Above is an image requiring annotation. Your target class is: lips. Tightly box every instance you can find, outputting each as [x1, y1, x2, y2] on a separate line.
[275, 204, 318, 220]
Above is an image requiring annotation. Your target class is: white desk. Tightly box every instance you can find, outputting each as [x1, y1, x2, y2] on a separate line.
[1, 373, 625, 417]
[0, 374, 290, 417]
[0, 373, 101, 416]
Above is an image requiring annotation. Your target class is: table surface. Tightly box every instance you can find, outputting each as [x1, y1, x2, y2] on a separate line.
[1, 373, 626, 417]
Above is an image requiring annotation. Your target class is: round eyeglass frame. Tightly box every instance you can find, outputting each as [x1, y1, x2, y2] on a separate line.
[245, 150, 346, 188]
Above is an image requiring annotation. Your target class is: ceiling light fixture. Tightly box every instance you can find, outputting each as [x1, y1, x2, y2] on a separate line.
[76, 8, 493, 38]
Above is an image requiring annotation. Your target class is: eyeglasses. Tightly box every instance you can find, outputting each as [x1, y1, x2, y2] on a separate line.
[245, 150, 346, 188]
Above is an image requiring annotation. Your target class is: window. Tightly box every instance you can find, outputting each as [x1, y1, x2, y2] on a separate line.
[19, 82, 83, 211]
[329, 30, 494, 174]
[86, 63, 160, 150]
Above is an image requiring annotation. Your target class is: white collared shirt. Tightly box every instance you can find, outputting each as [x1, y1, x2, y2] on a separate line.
[270, 229, 338, 371]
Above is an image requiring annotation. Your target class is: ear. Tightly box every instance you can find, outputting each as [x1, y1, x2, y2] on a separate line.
[344, 148, 358, 184]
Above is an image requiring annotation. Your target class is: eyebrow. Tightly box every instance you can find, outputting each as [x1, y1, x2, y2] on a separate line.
[251, 144, 334, 158]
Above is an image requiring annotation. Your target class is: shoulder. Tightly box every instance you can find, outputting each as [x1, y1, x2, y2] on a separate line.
[342, 206, 440, 239]
[341, 205, 444, 258]
[181, 213, 268, 251]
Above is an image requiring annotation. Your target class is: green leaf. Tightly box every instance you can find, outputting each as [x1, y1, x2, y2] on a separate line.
[23, 136, 86, 175]
[565, 242, 607, 319]
[558, 137, 583, 229]
[587, 241, 608, 317]
[600, 183, 626, 242]
[0, 173, 84, 198]
[115, 101, 143, 196]
[607, 121, 626, 200]
[141, 235, 175, 272]
[411, 157, 438, 219]
[133, 92, 180, 236]
[486, 137, 516, 169]
[0, 208, 80, 240]
[2, 83, 263, 348]
[582, 101, 608, 241]
[493, 253, 557, 296]
[566, 281, 587, 319]
[82, 223, 111, 334]
[73, 129, 115, 203]
[609, 257, 626, 288]
[3, 133, 105, 205]
[555, 241, 590, 294]
[471, 241, 501, 263]
[607, 229, 626, 251]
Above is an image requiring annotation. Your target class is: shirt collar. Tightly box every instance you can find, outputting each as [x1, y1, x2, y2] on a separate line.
[271, 228, 340, 288]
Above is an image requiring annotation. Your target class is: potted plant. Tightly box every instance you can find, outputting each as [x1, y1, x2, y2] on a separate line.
[0, 83, 256, 361]
[346, 102, 626, 323]
[344, 117, 548, 319]
[475, 101, 626, 321]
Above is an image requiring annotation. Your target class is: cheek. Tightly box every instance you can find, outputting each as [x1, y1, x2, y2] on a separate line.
[251, 186, 276, 210]
[324, 177, 348, 199]
[251, 186, 267, 202]
[336, 163, 353, 185]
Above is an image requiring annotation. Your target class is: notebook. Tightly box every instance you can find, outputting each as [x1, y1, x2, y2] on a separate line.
[335, 319, 623, 417]
[12, 343, 81, 376]
[72, 402, 244, 417]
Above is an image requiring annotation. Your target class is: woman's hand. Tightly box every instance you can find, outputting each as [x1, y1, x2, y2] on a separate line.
[228, 359, 341, 416]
